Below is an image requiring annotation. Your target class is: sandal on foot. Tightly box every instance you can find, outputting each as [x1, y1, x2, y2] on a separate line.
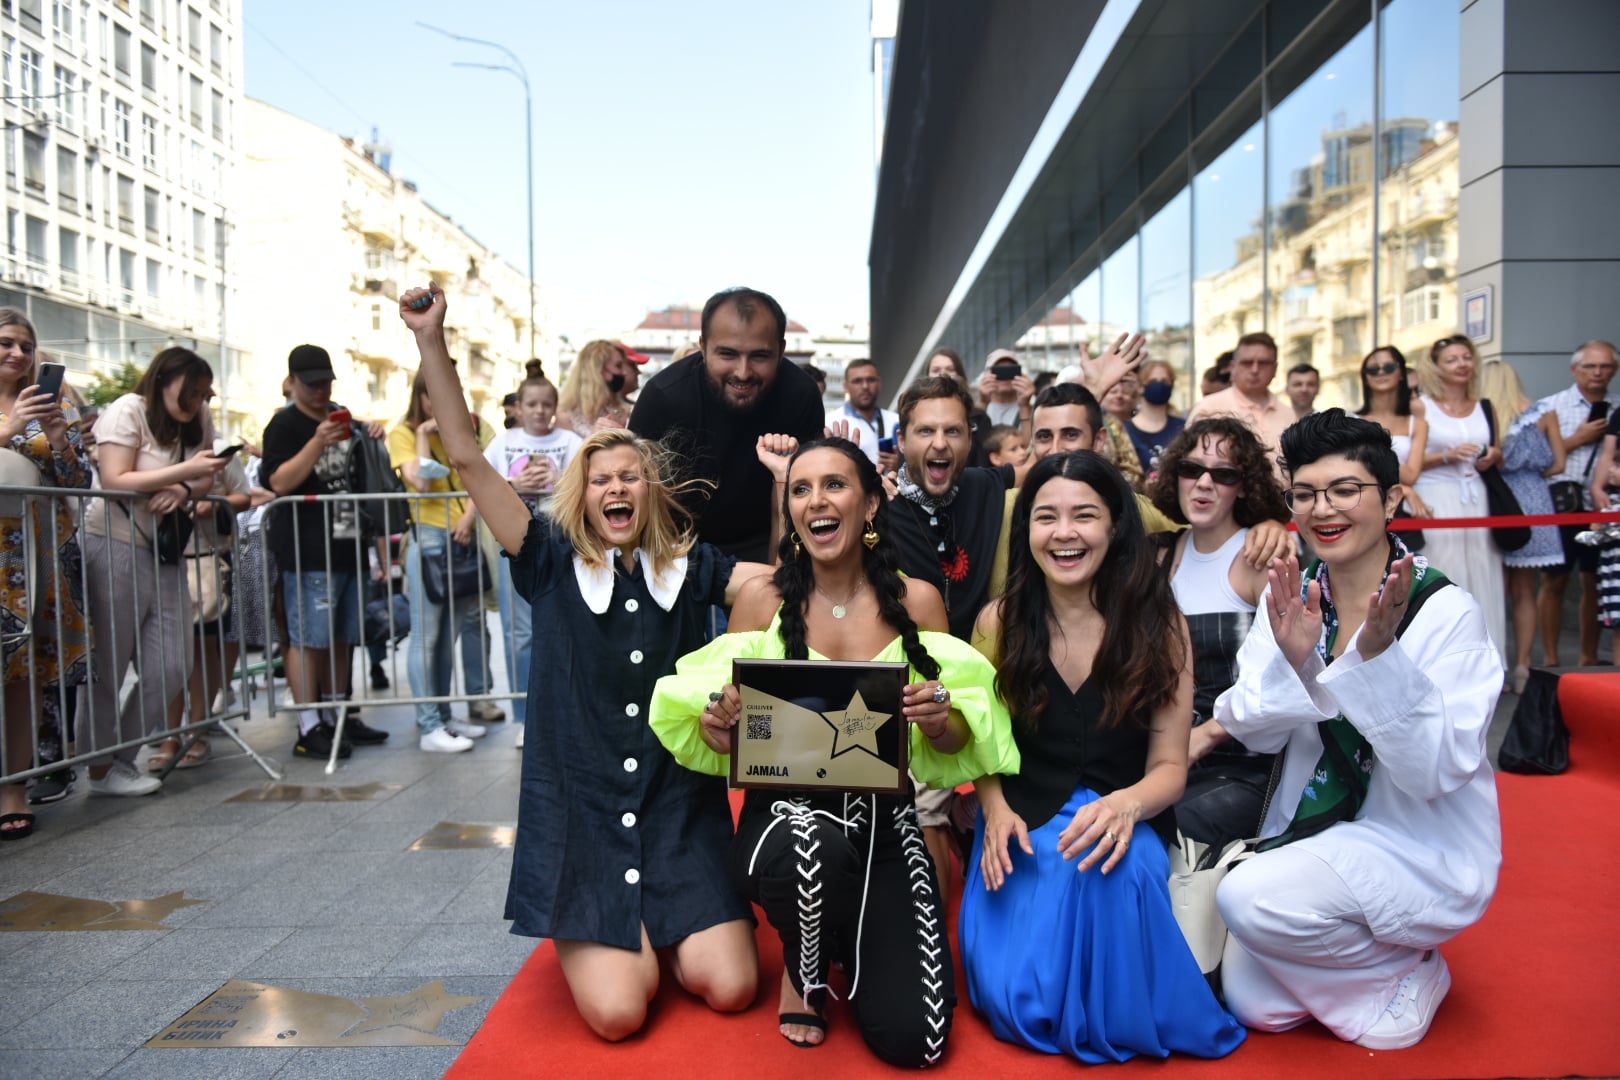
[177, 738, 211, 769]
[0, 812, 36, 841]
[779, 1012, 826, 1049]
[146, 739, 182, 772]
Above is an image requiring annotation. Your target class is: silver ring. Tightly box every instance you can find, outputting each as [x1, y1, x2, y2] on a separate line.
[1104, 830, 1117, 842]
[932, 684, 949, 704]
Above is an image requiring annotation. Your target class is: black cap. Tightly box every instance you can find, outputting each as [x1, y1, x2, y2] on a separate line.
[288, 344, 335, 385]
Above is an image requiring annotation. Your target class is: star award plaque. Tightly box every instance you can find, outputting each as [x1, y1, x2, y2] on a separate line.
[730, 658, 910, 794]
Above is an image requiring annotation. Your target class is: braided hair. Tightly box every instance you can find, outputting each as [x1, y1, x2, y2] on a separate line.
[773, 438, 941, 681]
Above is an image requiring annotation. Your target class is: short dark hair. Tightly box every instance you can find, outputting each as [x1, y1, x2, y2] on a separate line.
[1236, 332, 1278, 355]
[1031, 382, 1103, 434]
[1148, 417, 1290, 528]
[897, 376, 974, 431]
[1287, 363, 1319, 378]
[700, 287, 787, 346]
[1214, 350, 1235, 372]
[1279, 408, 1400, 495]
[845, 358, 878, 379]
[798, 362, 826, 390]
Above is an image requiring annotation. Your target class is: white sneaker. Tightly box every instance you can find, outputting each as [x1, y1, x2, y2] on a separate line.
[446, 718, 487, 739]
[89, 760, 163, 797]
[1355, 950, 1451, 1050]
[515, 725, 525, 749]
[468, 700, 505, 723]
[419, 727, 475, 753]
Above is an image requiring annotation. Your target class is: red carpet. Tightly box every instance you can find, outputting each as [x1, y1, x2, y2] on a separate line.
[453, 729, 1620, 1078]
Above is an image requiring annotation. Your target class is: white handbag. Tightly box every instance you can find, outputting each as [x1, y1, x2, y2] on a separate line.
[1168, 833, 1256, 975]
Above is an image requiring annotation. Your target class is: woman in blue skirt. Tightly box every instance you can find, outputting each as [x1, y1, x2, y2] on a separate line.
[961, 451, 1247, 1063]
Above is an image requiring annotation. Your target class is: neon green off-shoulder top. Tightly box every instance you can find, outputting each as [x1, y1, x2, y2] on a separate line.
[649, 610, 1020, 790]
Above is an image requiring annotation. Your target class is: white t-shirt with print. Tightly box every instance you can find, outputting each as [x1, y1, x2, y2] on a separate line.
[483, 426, 584, 512]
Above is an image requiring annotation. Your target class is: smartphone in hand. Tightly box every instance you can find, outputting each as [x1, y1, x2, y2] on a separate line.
[34, 361, 66, 402]
[1589, 400, 1611, 424]
[327, 408, 353, 439]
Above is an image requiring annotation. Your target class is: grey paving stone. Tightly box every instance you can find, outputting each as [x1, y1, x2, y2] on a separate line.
[313, 881, 463, 927]
[274, 850, 396, 887]
[0, 931, 171, 981]
[381, 923, 537, 977]
[276, 1044, 464, 1079]
[183, 884, 349, 930]
[102, 927, 296, 981]
[0, 978, 221, 1049]
[103, 1047, 295, 1079]
[441, 879, 509, 923]
[238, 925, 420, 979]
[0, 975, 95, 1035]
[310, 818, 430, 853]
[0, 1048, 132, 1079]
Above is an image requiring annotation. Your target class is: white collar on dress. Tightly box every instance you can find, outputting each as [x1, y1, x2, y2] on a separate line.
[573, 548, 687, 615]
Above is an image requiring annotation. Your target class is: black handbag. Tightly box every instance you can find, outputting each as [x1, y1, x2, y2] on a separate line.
[419, 541, 488, 605]
[1479, 401, 1531, 552]
[1499, 668, 1570, 774]
[120, 501, 195, 565]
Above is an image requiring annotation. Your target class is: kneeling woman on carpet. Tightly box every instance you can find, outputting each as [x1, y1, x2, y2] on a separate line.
[1214, 410, 1502, 1050]
[401, 285, 772, 1042]
[649, 437, 1016, 1067]
[961, 450, 1248, 1064]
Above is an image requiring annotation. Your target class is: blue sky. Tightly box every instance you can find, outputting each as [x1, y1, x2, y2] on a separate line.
[244, 0, 877, 347]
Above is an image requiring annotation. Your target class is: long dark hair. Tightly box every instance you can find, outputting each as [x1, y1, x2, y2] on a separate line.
[134, 347, 213, 450]
[1355, 345, 1412, 417]
[774, 438, 940, 681]
[997, 451, 1186, 730]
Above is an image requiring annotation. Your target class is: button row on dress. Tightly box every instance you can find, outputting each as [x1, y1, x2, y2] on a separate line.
[623, 757, 637, 773]
[629, 649, 643, 664]
[625, 703, 640, 718]
[625, 868, 640, 884]
[625, 598, 639, 613]
[621, 812, 636, 828]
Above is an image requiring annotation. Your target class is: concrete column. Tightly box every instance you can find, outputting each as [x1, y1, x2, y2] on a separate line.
[1457, 0, 1620, 398]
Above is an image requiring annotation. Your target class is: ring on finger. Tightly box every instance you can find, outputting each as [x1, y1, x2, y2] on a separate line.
[1104, 830, 1117, 842]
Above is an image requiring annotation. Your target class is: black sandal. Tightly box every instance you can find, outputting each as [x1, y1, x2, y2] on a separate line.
[778, 1011, 827, 1049]
[0, 812, 36, 841]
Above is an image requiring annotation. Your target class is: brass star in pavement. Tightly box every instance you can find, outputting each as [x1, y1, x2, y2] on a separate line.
[822, 690, 892, 761]
[341, 981, 484, 1039]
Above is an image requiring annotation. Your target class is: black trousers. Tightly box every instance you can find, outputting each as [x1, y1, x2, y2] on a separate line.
[732, 791, 955, 1068]
[1175, 762, 1272, 850]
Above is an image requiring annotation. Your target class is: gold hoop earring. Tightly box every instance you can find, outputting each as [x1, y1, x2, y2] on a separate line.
[791, 532, 803, 558]
[862, 520, 880, 549]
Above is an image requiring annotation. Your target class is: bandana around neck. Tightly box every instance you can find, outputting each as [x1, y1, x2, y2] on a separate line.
[1257, 533, 1449, 852]
[895, 462, 959, 514]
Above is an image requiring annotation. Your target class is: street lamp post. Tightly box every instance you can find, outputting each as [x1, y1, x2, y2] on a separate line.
[418, 22, 537, 361]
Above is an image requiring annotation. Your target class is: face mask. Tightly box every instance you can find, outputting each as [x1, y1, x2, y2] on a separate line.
[1142, 381, 1173, 406]
[605, 373, 627, 394]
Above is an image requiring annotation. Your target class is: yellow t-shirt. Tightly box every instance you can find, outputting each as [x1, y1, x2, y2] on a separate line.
[387, 418, 494, 530]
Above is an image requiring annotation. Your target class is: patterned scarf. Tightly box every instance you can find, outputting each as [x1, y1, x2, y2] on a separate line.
[894, 463, 971, 584]
[894, 462, 958, 514]
[1257, 535, 1448, 852]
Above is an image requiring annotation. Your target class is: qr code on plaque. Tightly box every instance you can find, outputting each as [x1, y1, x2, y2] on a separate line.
[745, 714, 771, 741]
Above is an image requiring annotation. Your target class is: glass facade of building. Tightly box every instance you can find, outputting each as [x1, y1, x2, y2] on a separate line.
[1006, 0, 1459, 413]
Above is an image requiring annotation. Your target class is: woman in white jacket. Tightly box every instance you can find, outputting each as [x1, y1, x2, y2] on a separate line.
[1214, 409, 1502, 1051]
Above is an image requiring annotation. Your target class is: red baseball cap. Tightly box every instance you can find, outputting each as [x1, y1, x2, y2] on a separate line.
[616, 342, 651, 365]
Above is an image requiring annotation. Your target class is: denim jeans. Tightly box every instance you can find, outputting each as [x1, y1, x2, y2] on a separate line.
[405, 526, 491, 733]
[496, 558, 531, 725]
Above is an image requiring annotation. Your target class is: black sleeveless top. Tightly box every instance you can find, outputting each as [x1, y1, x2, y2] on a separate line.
[1000, 667, 1178, 847]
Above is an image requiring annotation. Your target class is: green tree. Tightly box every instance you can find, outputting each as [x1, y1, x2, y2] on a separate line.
[84, 360, 143, 407]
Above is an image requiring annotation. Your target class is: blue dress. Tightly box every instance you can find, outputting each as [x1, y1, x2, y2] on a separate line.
[1501, 411, 1563, 569]
[959, 669, 1247, 1063]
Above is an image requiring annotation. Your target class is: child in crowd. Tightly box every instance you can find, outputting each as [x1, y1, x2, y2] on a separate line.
[399, 283, 773, 1043]
[983, 424, 1029, 468]
[481, 362, 584, 737]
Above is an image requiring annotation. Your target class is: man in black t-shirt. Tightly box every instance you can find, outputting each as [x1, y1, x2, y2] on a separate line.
[629, 287, 825, 564]
[259, 344, 372, 759]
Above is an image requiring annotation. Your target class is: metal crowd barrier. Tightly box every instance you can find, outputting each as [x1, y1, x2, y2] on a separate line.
[259, 490, 525, 774]
[0, 474, 280, 791]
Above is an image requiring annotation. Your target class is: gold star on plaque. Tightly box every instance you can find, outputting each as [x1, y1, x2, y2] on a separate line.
[0, 890, 207, 932]
[342, 981, 484, 1039]
[822, 690, 892, 761]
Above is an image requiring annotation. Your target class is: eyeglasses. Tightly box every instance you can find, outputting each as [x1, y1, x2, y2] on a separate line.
[1363, 362, 1401, 377]
[1286, 481, 1382, 515]
[1175, 460, 1243, 486]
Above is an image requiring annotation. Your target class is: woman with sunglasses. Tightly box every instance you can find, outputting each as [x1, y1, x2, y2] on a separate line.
[1148, 418, 1291, 849]
[1413, 335, 1506, 655]
[1355, 346, 1432, 517]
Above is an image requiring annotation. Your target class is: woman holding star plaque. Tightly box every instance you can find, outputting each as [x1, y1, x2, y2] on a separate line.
[650, 437, 1016, 1067]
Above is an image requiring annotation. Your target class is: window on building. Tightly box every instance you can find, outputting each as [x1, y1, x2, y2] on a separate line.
[25, 215, 47, 269]
[186, 6, 201, 59]
[113, 24, 131, 83]
[191, 206, 204, 256]
[1400, 285, 1443, 328]
[140, 42, 156, 93]
[145, 256, 160, 299]
[53, 65, 77, 130]
[138, 0, 155, 29]
[16, 0, 43, 35]
[22, 130, 46, 192]
[58, 226, 79, 286]
[113, 98, 132, 157]
[210, 88, 222, 140]
[116, 173, 135, 234]
[56, 146, 77, 209]
[212, 213, 223, 264]
[119, 247, 135, 298]
[51, 0, 74, 45]
[18, 45, 44, 109]
[143, 184, 159, 241]
[188, 74, 202, 130]
[209, 23, 221, 75]
[141, 113, 157, 168]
